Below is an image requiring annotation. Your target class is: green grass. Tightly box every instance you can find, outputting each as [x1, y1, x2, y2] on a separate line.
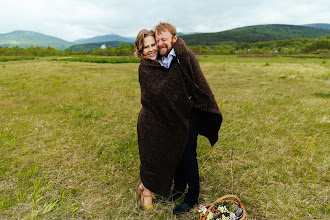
[0, 55, 329, 219]
[52, 56, 140, 63]
[0, 57, 36, 62]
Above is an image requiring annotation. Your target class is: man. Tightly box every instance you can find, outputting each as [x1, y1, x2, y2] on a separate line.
[153, 22, 222, 215]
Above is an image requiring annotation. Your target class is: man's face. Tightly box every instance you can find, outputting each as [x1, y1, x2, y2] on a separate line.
[155, 30, 177, 56]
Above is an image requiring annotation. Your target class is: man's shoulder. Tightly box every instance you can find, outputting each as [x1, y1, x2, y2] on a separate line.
[174, 38, 198, 64]
[183, 47, 197, 63]
[186, 47, 196, 57]
[175, 40, 195, 57]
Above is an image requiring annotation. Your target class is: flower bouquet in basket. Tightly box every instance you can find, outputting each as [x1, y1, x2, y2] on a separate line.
[198, 195, 247, 220]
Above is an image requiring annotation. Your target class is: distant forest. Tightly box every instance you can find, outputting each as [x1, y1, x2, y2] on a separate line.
[0, 36, 329, 56]
[180, 24, 330, 46]
[189, 36, 330, 55]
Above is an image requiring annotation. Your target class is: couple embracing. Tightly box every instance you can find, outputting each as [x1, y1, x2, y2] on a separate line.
[135, 22, 222, 215]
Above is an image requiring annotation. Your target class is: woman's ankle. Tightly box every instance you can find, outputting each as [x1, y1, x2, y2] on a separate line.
[143, 188, 152, 196]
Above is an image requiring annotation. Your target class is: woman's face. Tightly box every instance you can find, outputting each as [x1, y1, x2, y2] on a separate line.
[143, 36, 158, 60]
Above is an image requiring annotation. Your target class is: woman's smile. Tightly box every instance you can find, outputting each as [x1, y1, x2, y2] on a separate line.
[143, 36, 158, 60]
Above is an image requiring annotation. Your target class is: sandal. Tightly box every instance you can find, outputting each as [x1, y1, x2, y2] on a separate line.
[138, 183, 155, 209]
[141, 193, 155, 209]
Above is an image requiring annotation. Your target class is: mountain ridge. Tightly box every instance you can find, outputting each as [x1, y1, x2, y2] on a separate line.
[0, 30, 74, 50]
[73, 34, 135, 44]
[0, 23, 329, 50]
[180, 24, 330, 46]
[304, 23, 330, 30]
[68, 41, 133, 52]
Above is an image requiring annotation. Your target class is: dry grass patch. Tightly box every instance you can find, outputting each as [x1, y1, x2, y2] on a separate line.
[0, 56, 329, 219]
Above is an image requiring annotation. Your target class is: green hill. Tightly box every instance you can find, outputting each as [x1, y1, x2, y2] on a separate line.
[0, 31, 74, 50]
[181, 24, 330, 46]
[67, 41, 133, 52]
[73, 34, 134, 44]
[305, 23, 330, 30]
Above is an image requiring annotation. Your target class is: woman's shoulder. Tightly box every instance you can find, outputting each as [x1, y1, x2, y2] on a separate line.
[139, 59, 166, 75]
[140, 59, 162, 69]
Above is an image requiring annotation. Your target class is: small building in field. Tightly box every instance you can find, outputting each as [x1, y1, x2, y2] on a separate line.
[100, 44, 106, 49]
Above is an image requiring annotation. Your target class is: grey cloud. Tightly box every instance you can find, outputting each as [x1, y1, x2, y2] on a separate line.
[0, 0, 328, 41]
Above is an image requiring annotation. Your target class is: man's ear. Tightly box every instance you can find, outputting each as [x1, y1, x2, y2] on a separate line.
[173, 35, 178, 43]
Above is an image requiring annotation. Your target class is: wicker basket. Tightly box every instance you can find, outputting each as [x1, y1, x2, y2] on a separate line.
[198, 194, 247, 220]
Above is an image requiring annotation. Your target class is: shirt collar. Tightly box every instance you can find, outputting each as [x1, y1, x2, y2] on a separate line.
[169, 48, 176, 57]
[158, 48, 177, 68]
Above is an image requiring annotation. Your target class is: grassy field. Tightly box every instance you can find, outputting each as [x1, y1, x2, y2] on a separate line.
[0, 55, 329, 219]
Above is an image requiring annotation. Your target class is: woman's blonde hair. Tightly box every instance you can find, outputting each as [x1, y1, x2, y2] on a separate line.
[134, 29, 155, 60]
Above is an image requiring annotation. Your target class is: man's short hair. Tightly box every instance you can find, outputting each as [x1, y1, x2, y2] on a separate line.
[153, 22, 177, 37]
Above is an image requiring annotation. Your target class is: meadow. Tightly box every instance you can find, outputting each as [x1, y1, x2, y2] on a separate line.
[0, 55, 329, 219]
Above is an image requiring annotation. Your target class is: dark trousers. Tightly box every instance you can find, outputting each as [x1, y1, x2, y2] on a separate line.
[173, 108, 201, 204]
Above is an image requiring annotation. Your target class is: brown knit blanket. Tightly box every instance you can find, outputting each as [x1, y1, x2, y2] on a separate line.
[174, 38, 222, 145]
[137, 38, 222, 197]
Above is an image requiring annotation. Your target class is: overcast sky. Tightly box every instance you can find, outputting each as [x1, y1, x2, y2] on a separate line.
[0, 0, 329, 42]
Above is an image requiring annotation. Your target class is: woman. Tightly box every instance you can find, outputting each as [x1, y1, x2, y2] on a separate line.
[135, 29, 192, 209]
[134, 29, 158, 209]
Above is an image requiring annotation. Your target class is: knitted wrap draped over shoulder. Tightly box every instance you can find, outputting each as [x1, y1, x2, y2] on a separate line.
[137, 38, 222, 197]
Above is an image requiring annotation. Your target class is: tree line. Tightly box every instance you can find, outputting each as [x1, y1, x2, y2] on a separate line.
[181, 24, 330, 46]
[189, 36, 330, 55]
[0, 36, 329, 57]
